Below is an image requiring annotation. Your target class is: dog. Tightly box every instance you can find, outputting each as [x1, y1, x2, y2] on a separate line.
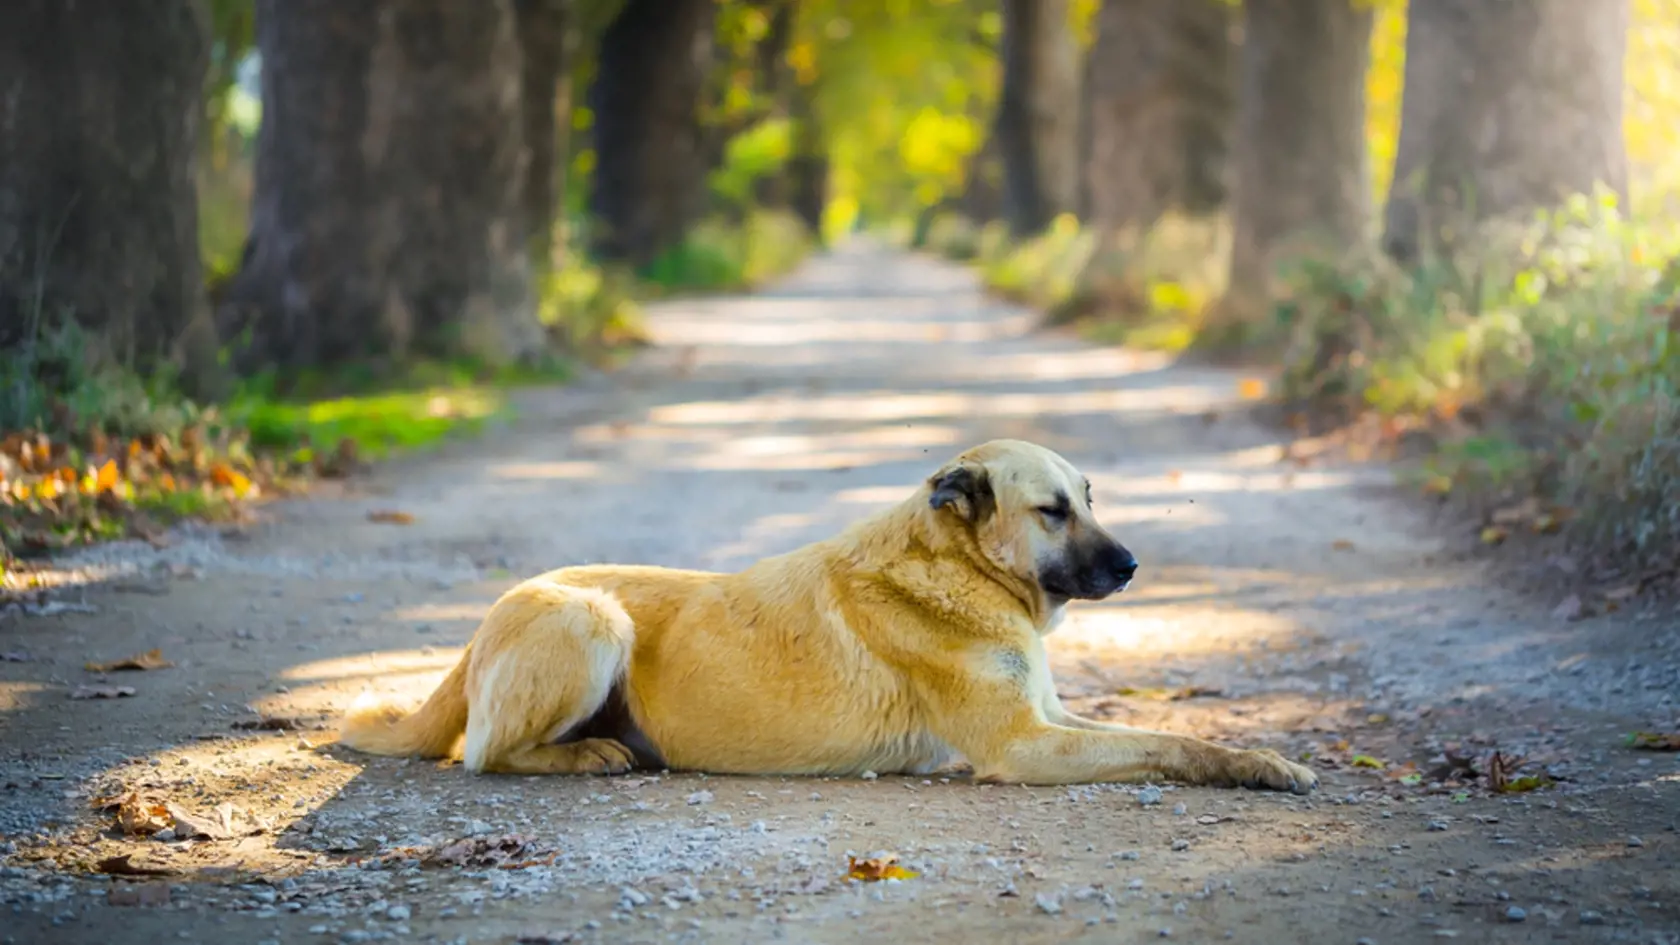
[339, 439, 1318, 794]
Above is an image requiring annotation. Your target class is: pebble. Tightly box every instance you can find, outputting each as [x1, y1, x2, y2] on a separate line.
[1138, 786, 1164, 807]
[860, 771, 879, 781]
[387, 904, 411, 921]
[1578, 910, 1604, 925]
[1504, 906, 1526, 923]
[1035, 893, 1062, 915]
[1356, 939, 1376, 945]
[1170, 839, 1190, 852]
[1417, 886, 1436, 902]
[1427, 820, 1448, 832]
[1627, 836, 1644, 848]
[1116, 850, 1140, 861]
[1172, 803, 1187, 816]
[685, 791, 714, 806]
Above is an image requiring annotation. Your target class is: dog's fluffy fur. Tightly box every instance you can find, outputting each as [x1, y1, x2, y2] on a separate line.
[340, 439, 1318, 793]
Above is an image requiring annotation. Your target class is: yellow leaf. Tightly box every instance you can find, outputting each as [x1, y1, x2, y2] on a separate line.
[1422, 474, 1453, 496]
[1331, 539, 1356, 552]
[1480, 525, 1508, 545]
[85, 648, 174, 673]
[1350, 755, 1385, 769]
[1237, 378, 1267, 400]
[367, 509, 416, 525]
[846, 854, 919, 882]
[95, 458, 119, 492]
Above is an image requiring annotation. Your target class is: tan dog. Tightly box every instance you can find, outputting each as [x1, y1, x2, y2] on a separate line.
[340, 439, 1318, 794]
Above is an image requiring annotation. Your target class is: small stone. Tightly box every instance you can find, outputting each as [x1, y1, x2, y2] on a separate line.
[1627, 836, 1644, 848]
[1356, 939, 1376, 945]
[1504, 906, 1526, 923]
[1158, 928, 1172, 938]
[1577, 910, 1604, 925]
[1138, 786, 1164, 807]
[1417, 886, 1437, 902]
[1128, 879, 1145, 890]
[1035, 892, 1062, 915]
[1116, 850, 1141, 861]
[860, 770, 879, 781]
[387, 904, 411, 921]
[1427, 820, 1448, 832]
[686, 790, 714, 806]
[1172, 803, 1187, 816]
[466, 819, 491, 835]
[1170, 839, 1190, 852]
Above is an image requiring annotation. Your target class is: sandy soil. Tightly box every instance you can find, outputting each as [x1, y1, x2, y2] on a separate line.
[1, 241, 1677, 945]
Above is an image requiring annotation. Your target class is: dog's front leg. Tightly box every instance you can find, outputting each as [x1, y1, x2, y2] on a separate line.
[940, 680, 1319, 793]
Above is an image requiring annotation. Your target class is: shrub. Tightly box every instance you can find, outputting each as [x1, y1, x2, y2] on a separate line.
[1277, 189, 1680, 569]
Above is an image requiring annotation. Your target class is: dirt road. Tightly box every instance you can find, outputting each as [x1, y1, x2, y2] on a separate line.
[2, 242, 1677, 945]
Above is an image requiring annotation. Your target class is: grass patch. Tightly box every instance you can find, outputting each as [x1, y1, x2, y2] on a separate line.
[639, 209, 813, 294]
[233, 386, 507, 461]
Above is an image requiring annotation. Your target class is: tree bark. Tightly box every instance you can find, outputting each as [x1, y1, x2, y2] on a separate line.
[995, 0, 1083, 236]
[1083, 0, 1236, 236]
[514, 0, 572, 268]
[588, 0, 717, 266]
[0, 0, 218, 390]
[1382, 0, 1629, 263]
[223, 0, 543, 376]
[1223, 0, 1372, 323]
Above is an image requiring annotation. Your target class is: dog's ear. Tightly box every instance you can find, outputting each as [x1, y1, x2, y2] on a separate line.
[928, 461, 995, 524]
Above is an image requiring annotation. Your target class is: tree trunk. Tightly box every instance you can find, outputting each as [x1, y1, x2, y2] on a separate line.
[751, 0, 797, 211]
[0, 0, 218, 392]
[995, 0, 1083, 236]
[1223, 0, 1372, 324]
[388, 1, 542, 363]
[1084, 0, 1235, 236]
[223, 0, 543, 376]
[588, 0, 717, 266]
[1382, 0, 1629, 263]
[515, 0, 572, 269]
[787, 81, 829, 239]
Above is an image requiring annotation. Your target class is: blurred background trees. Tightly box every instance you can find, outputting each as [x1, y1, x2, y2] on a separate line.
[3, 0, 1678, 569]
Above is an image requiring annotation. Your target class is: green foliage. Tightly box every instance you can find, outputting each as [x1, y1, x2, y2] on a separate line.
[709, 118, 794, 207]
[979, 213, 1097, 312]
[0, 317, 191, 440]
[639, 209, 812, 293]
[232, 387, 506, 460]
[1278, 189, 1680, 566]
[534, 254, 646, 352]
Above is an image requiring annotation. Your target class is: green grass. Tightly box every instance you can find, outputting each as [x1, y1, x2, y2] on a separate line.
[639, 209, 813, 294]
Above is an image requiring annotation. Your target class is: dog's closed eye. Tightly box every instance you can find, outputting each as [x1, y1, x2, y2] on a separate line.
[1037, 492, 1071, 525]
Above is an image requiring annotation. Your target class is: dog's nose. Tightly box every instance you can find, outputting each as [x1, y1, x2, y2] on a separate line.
[1108, 547, 1138, 582]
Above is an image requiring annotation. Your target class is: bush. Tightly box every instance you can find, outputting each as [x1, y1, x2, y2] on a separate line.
[924, 212, 983, 261]
[639, 209, 813, 293]
[1277, 189, 1680, 569]
[535, 255, 646, 353]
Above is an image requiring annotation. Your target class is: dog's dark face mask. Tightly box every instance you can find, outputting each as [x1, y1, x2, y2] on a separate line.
[926, 444, 1138, 607]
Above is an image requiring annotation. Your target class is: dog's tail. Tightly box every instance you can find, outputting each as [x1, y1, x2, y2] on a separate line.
[338, 647, 471, 759]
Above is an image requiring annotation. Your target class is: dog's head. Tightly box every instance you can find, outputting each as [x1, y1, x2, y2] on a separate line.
[925, 439, 1137, 604]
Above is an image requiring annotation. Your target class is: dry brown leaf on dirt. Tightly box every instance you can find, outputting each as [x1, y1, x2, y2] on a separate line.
[423, 835, 549, 869]
[1480, 525, 1509, 546]
[1627, 732, 1680, 751]
[1488, 751, 1553, 793]
[167, 801, 238, 840]
[85, 648, 173, 673]
[845, 853, 919, 882]
[70, 684, 136, 700]
[1331, 539, 1356, 552]
[1237, 378, 1267, 400]
[111, 793, 172, 837]
[96, 855, 175, 878]
[366, 509, 415, 525]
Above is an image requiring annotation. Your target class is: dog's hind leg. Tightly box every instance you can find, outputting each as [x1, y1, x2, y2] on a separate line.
[460, 580, 636, 776]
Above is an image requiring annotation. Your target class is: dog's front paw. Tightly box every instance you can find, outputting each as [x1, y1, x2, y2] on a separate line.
[1236, 748, 1319, 795]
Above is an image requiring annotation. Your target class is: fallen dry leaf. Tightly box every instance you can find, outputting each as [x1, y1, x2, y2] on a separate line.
[1350, 755, 1386, 770]
[366, 509, 415, 525]
[85, 648, 173, 673]
[96, 855, 174, 878]
[846, 853, 919, 882]
[1480, 525, 1509, 546]
[113, 793, 172, 837]
[168, 801, 238, 840]
[70, 684, 136, 700]
[1488, 751, 1553, 793]
[1237, 378, 1267, 400]
[1331, 539, 1356, 552]
[1627, 731, 1680, 751]
[106, 881, 172, 906]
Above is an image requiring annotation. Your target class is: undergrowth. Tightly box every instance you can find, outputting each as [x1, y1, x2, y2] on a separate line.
[1275, 190, 1680, 574]
[639, 209, 813, 294]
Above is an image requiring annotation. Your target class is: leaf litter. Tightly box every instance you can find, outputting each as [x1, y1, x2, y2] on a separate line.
[845, 853, 919, 882]
[84, 648, 173, 673]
